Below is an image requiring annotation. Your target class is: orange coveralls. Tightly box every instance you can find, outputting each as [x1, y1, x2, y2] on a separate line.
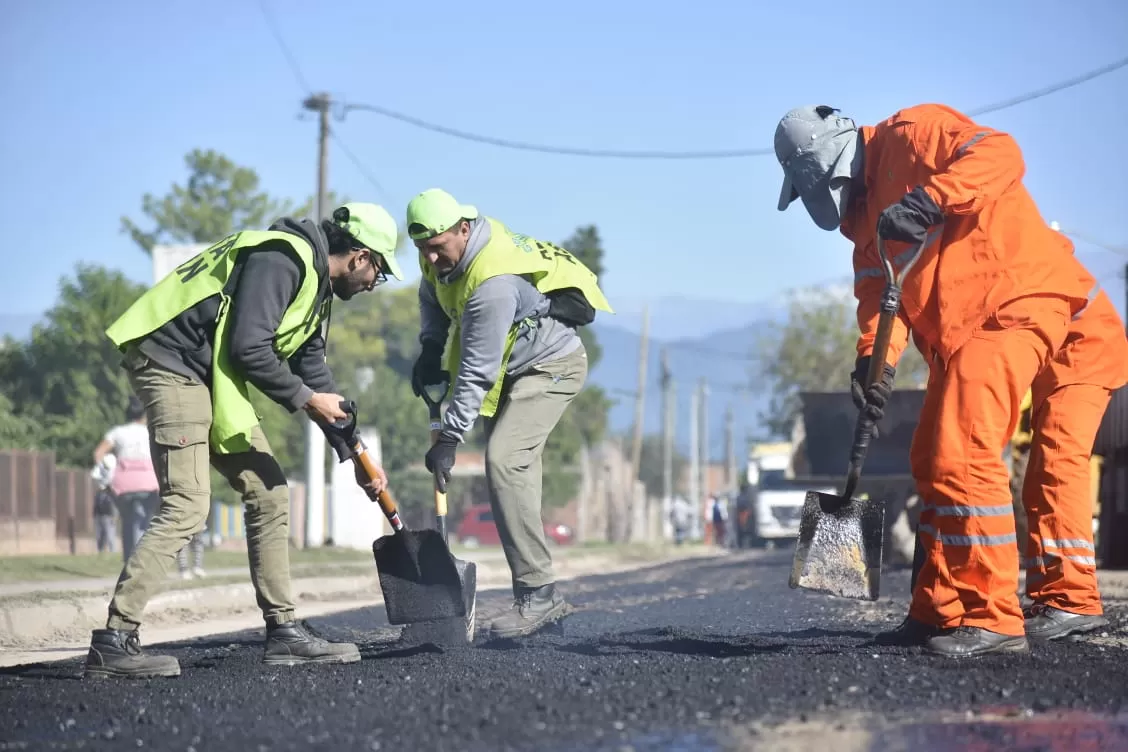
[840, 103, 1113, 637]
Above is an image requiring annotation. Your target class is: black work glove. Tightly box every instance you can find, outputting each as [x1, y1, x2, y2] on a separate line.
[850, 356, 896, 438]
[424, 432, 460, 492]
[411, 340, 446, 398]
[876, 186, 944, 246]
[320, 399, 357, 463]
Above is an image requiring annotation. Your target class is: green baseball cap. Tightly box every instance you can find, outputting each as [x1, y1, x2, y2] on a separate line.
[405, 188, 479, 240]
[332, 202, 404, 280]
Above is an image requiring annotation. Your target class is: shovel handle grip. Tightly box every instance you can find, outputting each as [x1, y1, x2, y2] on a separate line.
[351, 441, 403, 532]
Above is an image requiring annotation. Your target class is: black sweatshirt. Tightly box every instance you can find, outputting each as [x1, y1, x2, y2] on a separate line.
[137, 217, 349, 459]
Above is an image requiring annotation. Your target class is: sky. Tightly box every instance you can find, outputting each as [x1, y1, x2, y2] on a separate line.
[2, 0, 1127, 333]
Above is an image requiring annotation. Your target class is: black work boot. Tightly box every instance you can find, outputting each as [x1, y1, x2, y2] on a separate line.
[84, 629, 180, 679]
[263, 620, 361, 666]
[874, 616, 948, 647]
[488, 583, 570, 639]
[926, 626, 1029, 657]
[1024, 604, 1109, 641]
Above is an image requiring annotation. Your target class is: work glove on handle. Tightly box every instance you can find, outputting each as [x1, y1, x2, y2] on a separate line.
[411, 340, 447, 398]
[850, 356, 896, 439]
[876, 186, 944, 246]
[424, 432, 460, 491]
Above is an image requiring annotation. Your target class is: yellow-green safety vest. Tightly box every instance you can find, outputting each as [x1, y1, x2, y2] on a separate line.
[106, 231, 328, 454]
[420, 217, 614, 417]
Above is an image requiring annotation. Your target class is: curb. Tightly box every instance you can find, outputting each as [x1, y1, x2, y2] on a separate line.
[0, 546, 721, 649]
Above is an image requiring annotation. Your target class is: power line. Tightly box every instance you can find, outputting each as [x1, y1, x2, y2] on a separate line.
[256, 0, 390, 201]
[341, 102, 771, 160]
[340, 55, 1128, 160]
[967, 55, 1128, 117]
[255, 0, 312, 94]
[329, 128, 392, 203]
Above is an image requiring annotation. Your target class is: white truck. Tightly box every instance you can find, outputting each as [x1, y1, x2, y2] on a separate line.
[736, 444, 834, 549]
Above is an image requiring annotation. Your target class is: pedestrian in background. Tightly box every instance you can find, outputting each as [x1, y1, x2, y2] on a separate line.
[92, 396, 159, 561]
[90, 457, 118, 554]
[177, 532, 206, 579]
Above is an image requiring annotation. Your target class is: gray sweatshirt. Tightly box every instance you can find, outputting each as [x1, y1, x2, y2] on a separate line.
[418, 217, 581, 441]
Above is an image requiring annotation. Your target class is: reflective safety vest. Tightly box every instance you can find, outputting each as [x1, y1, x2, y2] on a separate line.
[420, 217, 613, 417]
[106, 231, 328, 453]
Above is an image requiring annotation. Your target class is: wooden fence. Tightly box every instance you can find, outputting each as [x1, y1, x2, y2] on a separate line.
[0, 449, 97, 555]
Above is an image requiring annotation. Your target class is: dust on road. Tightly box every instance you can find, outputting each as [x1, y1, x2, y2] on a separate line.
[1, 551, 1126, 751]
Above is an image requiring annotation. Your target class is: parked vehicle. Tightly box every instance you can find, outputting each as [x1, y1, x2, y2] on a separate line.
[455, 503, 574, 547]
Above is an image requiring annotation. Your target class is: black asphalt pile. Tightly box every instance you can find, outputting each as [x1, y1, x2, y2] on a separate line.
[2, 553, 1126, 752]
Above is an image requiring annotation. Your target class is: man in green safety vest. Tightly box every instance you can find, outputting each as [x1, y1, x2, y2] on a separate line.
[407, 188, 613, 639]
[84, 203, 404, 679]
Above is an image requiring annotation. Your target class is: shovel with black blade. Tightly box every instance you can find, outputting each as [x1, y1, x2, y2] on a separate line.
[397, 378, 479, 645]
[789, 236, 929, 601]
[326, 402, 474, 631]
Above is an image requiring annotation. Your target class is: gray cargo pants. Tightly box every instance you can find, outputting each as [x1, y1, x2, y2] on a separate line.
[484, 345, 587, 591]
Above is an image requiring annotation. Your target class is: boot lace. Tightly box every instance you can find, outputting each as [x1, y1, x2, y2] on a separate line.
[123, 631, 143, 655]
[512, 591, 535, 614]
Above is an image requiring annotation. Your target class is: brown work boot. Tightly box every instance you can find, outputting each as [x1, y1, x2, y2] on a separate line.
[1024, 603, 1109, 641]
[926, 626, 1029, 657]
[874, 616, 947, 647]
[488, 583, 570, 639]
[83, 629, 181, 679]
[263, 620, 361, 666]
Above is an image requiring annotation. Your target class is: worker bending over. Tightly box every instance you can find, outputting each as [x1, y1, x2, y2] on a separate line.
[88, 203, 402, 678]
[774, 103, 1127, 657]
[407, 188, 612, 639]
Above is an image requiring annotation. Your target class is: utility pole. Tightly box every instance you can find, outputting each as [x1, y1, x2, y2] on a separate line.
[302, 92, 332, 548]
[688, 383, 700, 539]
[699, 378, 710, 506]
[629, 305, 649, 482]
[724, 403, 736, 492]
[659, 347, 674, 506]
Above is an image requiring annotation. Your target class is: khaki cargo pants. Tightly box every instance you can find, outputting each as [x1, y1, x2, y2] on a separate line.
[106, 347, 296, 630]
[484, 345, 587, 592]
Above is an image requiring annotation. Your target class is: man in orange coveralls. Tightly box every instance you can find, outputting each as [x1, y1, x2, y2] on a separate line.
[773, 102, 1128, 657]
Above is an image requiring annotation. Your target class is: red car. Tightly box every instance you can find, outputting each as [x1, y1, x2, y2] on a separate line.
[455, 503, 574, 547]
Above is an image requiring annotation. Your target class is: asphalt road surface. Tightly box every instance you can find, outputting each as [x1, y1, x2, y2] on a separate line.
[2, 550, 1127, 751]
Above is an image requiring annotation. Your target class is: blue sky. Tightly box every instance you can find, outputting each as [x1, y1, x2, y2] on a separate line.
[2, 0, 1127, 331]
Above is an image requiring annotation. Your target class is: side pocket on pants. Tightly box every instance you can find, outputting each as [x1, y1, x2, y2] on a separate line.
[152, 422, 210, 495]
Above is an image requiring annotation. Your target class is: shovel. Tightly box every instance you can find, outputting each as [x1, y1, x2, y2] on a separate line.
[397, 379, 478, 645]
[327, 402, 471, 626]
[789, 237, 927, 601]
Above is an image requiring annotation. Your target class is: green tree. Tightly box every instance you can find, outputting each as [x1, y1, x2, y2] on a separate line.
[754, 287, 928, 438]
[120, 147, 345, 255]
[0, 265, 147, 467]
[636, 433, 687, 499]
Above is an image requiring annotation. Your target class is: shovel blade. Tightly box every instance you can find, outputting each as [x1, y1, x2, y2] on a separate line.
[399, 559, 478, 647]
[788, 490, 885, 601]
[372, 530, 475, 625]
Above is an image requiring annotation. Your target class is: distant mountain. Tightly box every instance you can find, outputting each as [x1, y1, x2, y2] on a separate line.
[605, 294, 783, 339]
[589, 314, 787, 461]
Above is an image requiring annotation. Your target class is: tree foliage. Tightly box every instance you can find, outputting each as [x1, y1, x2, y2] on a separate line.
[754, 287, 929, 439]
[0, 266, 148, 467]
